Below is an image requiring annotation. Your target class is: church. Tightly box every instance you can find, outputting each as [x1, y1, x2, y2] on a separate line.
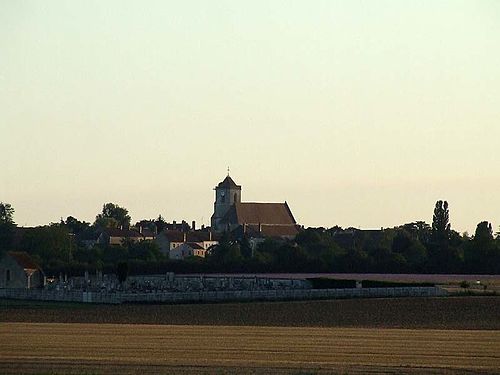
[210, 175, 300, 239]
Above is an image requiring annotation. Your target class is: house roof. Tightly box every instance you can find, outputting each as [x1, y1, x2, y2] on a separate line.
[103, 228, 143, 238]
[140, 229, 156, 238]
[222, 202, 296, 226]
[7, 251, 41, 271]
[216, 176, 241, 190]
[192, 230, 219, 242]
[159, 230, 219, 243]
[185, 242, 205, 250]
[159, 230, 195, 242]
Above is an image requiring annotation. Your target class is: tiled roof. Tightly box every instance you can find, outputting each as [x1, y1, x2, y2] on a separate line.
[216, 176, 241, 190]
[222, 202, 296, 226]
[159, 230, 219, 243]
[7, 251, 41, 270]
[103, 228, 143, 238]
[185, 242, 205, 250]
[192, 230, 219, 242]
[140, 229, 156, 238]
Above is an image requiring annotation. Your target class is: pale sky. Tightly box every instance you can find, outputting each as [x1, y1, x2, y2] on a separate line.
[1, 1, 499, 233]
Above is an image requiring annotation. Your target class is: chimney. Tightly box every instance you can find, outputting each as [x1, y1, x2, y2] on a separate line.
[173, 220, 176, 230]
[192, 221, 196, 231]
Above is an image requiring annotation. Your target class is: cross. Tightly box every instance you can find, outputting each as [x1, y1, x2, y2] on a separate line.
[227, 166, 230, 176]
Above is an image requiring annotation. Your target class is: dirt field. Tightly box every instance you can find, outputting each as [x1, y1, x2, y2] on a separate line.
[2, 297, 499, 374]
[1, 322, 499, 375]
[1, 296, 500, 329]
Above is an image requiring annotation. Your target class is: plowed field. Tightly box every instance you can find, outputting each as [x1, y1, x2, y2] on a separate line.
[1, 323, 499, 374]
[2, 296, 500, 329]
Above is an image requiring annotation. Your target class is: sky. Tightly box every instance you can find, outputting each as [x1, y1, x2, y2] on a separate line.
[1, 1, 499, 233]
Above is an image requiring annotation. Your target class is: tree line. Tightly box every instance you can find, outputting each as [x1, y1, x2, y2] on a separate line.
[0, 200, 499, 275]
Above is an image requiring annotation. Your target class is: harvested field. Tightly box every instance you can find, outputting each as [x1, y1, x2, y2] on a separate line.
[1, 296, 500, 329]
[1, 323, 499, 374]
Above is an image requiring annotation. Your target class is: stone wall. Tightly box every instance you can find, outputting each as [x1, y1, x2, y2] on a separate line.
[48, 273, 311, 293]
[0, 286, 448, 304]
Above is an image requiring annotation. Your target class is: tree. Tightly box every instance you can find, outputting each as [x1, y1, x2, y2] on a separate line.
[20, 224, 72, 268]
[116, 261, 129, 284]
[62, 216, 91, 235]
[391, 229, 428, 272]
[432, 201, 451, 242]
[464, 221, 498, 273]
[400, 221, 432, 246]
[95, 203, 131, 229]
[429, 200, 461, 272]
[0, 202, 16, 257]
[238, 235, 253, 259]
[128, 240, 164, 262]
[474, 221, 493, 243]
[0, 202, 15, 224]
[155, 215, 167, 233]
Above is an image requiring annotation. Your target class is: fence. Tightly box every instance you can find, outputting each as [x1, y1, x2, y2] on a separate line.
[0, 286, 447, 305]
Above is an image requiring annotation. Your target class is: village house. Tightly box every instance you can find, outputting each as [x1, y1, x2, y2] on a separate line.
[0, 251, 44, 289]
[169, 242, 207, 260]
[155, 230, 218, 259]
[97, 228, 145, 246]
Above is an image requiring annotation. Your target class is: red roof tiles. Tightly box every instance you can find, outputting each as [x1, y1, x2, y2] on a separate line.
[7, 251, 41, 270]
[222, 202, 296, 226]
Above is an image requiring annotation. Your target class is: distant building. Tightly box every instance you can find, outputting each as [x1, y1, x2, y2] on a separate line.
[169, 242, 207, 260]
[97, 228, 145, 246]
[210, 175, 300, 239]
[155, 230, 218, 258]
[0, 251, 44, 289]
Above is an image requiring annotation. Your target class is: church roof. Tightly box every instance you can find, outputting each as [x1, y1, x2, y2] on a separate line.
[7, 251, 41, 271]
[221, 202, 296, 226]
[216, 176, 241, 190]
[240, 224, 300, 238]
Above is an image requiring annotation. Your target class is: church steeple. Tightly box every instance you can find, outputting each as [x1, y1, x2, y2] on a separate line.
[211, 174, 242, 231]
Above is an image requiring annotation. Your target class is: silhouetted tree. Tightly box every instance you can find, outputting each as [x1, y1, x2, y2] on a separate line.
[95, 203, 131, 229]
[0, 202, 15, 224]
[116, 261, 129, 284]
[0, 202, 15, 256]
[155, 215, 167, 233]
[464, 221, 498, 273]
[429, 200, 461, 271]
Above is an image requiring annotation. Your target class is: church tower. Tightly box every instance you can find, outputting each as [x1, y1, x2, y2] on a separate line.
[211, 174, 241, 231]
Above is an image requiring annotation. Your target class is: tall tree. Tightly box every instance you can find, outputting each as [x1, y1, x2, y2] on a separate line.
[0, 202, 15, 224]
[0, 202, 16, 256]
[464, 221, 498, 273]
[63, 216, 90, 235]
[429, 200, 461, 272]
[432, 200, 451, 242]
[155, 215, 167, 233]
[95, 203, 131, 229]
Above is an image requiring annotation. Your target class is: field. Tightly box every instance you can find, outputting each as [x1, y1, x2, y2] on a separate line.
[1, 296, 500, 329]
[1, 323, 499, 374]
[1, 297, 500, 374]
